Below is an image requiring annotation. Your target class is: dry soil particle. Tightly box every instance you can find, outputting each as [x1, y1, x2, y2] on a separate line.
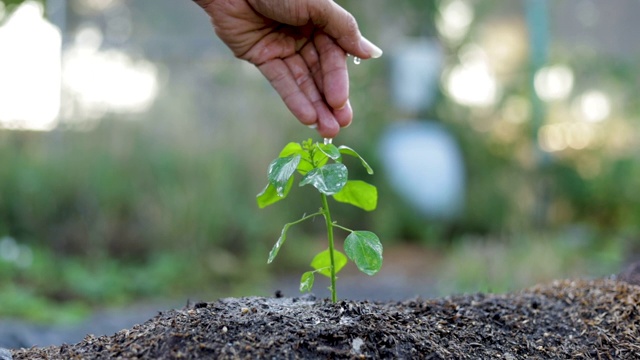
[13, 278, 640, 359]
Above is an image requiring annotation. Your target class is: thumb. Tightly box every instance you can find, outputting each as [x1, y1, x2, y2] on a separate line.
[308, 0, 383, 59]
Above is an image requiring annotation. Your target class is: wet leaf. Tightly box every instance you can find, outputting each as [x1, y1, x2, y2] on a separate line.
[333, 180, 378, 211]
[338, 145, 374, 175]
[256, 178, 294, 208]
[267, 222, 291, 263]
[311, 249, 347, 278]
[317, 143, 342, 161]
[300, 271, 314, 292]
[344, 231, 383, 276]
[310, 150, 329, 171]
[299, 163, 348, 195]
[268, 155, 301, 196]
[297, 158, 314, 175]
[267, 212, 321, 262]
[278, 142, 304, 158]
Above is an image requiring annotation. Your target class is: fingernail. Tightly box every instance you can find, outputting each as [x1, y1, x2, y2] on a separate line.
[360, 36, 383, 59]
[307, 124, 318, 129]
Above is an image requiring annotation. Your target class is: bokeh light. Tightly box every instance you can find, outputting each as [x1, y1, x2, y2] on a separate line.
[534, 65, 574, 101]
[436, 0, 474, 43]
[0, 1, 61, 131]
[61, 24, 159, 123]
[443, 45, 498, 107]
[480, 19, 528, 77]
[574, 90, 611, 123]
[538, 122, 596, 153]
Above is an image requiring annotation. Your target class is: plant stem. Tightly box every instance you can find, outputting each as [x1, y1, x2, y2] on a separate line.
[320, 193, 338, 303]
[290, 211, 324, 225]
[332, 223, 353, 233]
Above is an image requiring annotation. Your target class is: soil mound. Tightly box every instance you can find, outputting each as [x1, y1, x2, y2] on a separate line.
[12, 278, 640, 359]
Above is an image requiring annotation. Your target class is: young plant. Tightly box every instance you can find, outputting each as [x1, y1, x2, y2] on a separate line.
[257, 139, 383, 303]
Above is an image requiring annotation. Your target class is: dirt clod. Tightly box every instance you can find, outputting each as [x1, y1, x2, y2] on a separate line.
[12, 278, 640, 359]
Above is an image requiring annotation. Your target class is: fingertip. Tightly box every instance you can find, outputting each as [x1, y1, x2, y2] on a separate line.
[315, 103, 341, 138]
[297, 107, 318, 126]
[334, 100, 352, 128]
[326, 96, 348, 111]
[359, 36, 383, 59]
[317, 122, 340, 138]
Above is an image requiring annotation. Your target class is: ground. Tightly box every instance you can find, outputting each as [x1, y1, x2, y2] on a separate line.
[10, 272, 640, 359]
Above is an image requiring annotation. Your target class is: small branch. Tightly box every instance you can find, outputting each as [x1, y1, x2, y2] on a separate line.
[332, 223, 353, 233]
[288, 211, 323, 226]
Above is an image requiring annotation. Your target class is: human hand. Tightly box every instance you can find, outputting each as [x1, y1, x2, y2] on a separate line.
[193, 0, 382, 138]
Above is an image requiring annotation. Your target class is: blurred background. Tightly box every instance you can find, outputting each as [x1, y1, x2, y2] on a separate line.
[1, 0, 638, 326]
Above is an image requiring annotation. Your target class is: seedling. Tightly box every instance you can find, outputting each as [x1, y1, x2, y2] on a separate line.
[257, 138, 383, 303]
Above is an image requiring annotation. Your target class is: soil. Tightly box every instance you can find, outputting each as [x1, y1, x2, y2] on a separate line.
[10, 268, 640, 360]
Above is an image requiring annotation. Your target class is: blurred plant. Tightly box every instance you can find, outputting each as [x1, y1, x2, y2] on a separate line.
[0, 122, 279, 320]
[0, 243, 197, 322]
[258, 138, 382, 302]
[437, 230, 624, 295]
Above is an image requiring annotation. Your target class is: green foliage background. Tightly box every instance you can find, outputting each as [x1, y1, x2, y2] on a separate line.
[0, 0, 637, 321]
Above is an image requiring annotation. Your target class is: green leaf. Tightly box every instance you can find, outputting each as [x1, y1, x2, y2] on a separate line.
[296, 156, 314, 175]
[310, 249, 347, 277]
[267, 222, 291, 263]
[317, 143, 342, 161]
[299, 163, 348, 195]
[279, 142, 304, 158]
[332, 180, 378, 211]
[256, 178, 293, 208]
[302, 138, 314, 150]
[268, 155, 301, 196]
[312, 151, 329, 168]
[267, 211, 322, 262]
[344, 231, 383, 276]
[298, 148, 329, 176]
[308, 143, 330, 171]
[300, 271, 314, 292]
[338, 145, 374, 175]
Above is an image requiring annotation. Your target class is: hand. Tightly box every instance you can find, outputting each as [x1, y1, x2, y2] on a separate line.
[193, 0, 382, 138]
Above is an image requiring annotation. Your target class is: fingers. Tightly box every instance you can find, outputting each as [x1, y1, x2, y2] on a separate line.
[257, 33, 354, 138]
[307, 0, 383, 59]
[257, 59, 317, 126]
[313, 32, 349, 111]
[257, 55, 340, 137]
[299, 38, 352, 136]
[314, 101, 341, 138]
[303, 33, 353, 130]
[333, 100, 353, 128]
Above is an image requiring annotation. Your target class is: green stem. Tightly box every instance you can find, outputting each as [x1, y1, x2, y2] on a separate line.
[320, 193, 337, 303]
[332, 223, 353, 233]
[290, 211, 323, 225]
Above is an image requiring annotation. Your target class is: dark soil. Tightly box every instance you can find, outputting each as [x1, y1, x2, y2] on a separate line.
[11, 272, 640, 360]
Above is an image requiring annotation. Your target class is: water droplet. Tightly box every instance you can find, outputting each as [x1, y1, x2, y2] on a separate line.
[323, 138, 333, 145]
[353, 57, 361, 65]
